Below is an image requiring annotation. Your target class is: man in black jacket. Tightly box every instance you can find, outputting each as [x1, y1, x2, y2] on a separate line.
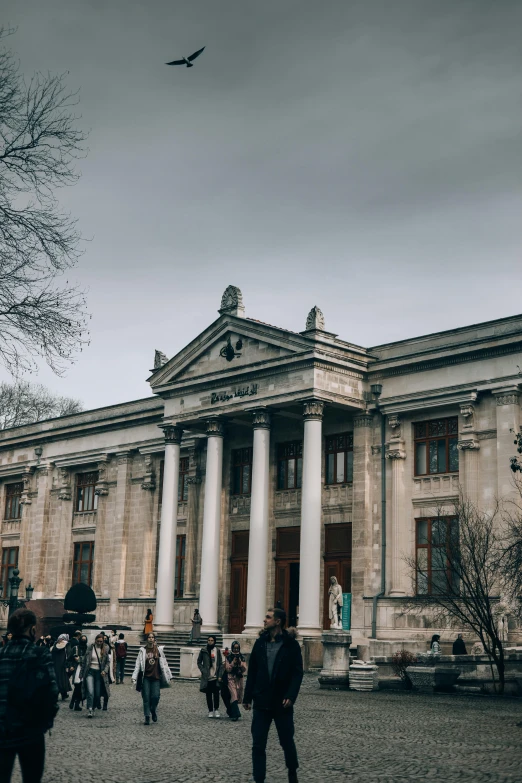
[243, 607, 303, 783]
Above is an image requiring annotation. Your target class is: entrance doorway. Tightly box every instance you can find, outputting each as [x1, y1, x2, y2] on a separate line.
[274, 526, 300, 628]
[323, 523, 352, 629]
[229, 530, 249, 634]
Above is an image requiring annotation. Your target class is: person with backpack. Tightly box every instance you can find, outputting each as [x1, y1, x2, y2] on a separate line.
[115, 633, 128, 684]
[0, 608, 59, 782]
[80, 633, 111, 718]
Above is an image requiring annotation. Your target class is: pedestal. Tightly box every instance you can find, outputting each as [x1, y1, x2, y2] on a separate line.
[179, 646, 201, 679]
[318, 630, 352, 689]
[349, 662, 379, 691]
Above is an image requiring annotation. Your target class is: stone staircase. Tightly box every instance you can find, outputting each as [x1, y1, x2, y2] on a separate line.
[124, 631, 223, 678]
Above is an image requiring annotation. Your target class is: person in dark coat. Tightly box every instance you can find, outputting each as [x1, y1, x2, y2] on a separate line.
[51, 634, 72, 701]
[243, 607, 303, 783]
[452, 634, 468, 655]
[69, 633, 88, 711]
[197, 636, 224, 718]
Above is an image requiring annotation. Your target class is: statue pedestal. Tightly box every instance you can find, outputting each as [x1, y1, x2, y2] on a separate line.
[318, 630, 352, 690]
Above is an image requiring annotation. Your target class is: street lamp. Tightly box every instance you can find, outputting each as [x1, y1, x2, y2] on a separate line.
[0, 569, 34, 616]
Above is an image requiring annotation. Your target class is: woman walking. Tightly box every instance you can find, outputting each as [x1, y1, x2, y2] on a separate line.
[51, 634, 71, 701]
[81, 633, 111, 718]
[70, 634, 88, 711]
[197, 635, 224, 719]
[430, 634, 441, 654]
[132, 632, 172, 725]
[225, 641, 246, 721]
[143, 609, 154, 639]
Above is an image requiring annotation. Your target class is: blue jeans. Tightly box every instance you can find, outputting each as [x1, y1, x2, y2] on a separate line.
[142, 677, 160, 718]
[85, 669, 101, 710]
[116, 657, 126, 682]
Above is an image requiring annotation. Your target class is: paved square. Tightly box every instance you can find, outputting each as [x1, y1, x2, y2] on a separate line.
[12, 675, 522, 783]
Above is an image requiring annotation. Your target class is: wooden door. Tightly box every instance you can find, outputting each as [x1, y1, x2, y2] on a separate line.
[229, 531, 249, 634]
[323, 523, 352, 629]
[274, 526, 300, 627]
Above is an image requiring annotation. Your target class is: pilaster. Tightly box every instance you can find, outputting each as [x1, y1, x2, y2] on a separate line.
[457, 403, 480, 506]
[183, 443, 203, 599]
[109, 452, 132, 623]
[386, 418, 407, 597]
[493, 387, 520, 501]
[351, 413, 373, 636]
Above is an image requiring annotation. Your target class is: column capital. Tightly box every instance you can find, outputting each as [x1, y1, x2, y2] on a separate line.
[162, 424, 183, 445]
[252, 408, 271, 429]
[206, 418, 225, 438]
[493, 388, 520, 406]
[457, 438, 480, 451]
[302, 399, 324, 421]
[354, 413, 372, 428]
[386, 442, 406, 460]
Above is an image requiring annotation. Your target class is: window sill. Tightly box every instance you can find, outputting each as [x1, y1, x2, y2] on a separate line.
[324, 482, 353, 489]
[2, 518, 21, 523]
[414, 472, 459, 479]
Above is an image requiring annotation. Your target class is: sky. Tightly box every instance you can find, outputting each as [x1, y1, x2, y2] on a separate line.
[1, 0, 521, 411]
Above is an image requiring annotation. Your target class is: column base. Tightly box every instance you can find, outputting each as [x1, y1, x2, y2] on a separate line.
[318, 630, 352, 690]
[388, 589, 406, 597]
[297, 625, 322, 637]
[201, 624, 221, 635]
[242, 625, 263, 636]
[154, 623, 175, 632]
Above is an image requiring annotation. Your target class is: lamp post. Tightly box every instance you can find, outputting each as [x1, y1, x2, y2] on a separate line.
[0, 569, 34, 617]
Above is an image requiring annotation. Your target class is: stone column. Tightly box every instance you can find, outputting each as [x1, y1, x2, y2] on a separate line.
[244, 409, 271, 634]
[109, 452, 132, 624]
[351, 413, 373, 637]
[458, 403, 480, 507]
[139, 454, 157, 598]
[199, 419, 225, 633]
[155, 426, 183, 630]
[93, 458, 110, 599]
[182, 444, 202, 600]
[493, 388, 520, 501]
[54, 468, 73, 598]
[387, 418, 407, 596]
[28, 464, 52, 596]
[298, 400, 324, 637]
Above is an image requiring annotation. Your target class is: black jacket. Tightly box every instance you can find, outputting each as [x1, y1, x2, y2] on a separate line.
[452, 638, 467, 655]
[243, 628, 303, 711]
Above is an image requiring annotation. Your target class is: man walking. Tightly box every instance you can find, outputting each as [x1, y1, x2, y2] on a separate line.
[0, 608, 59, 782]
[115, 633, 128, 683]
[243, 607, 303, 783]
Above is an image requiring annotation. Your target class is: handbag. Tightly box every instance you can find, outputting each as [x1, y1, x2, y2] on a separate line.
[136, 670, 143, 692]
[73, 664, 82, 685]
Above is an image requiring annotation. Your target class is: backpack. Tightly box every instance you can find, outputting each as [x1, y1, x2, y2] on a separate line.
[6, 648, 58, 733]
[115, 641, 127, 659]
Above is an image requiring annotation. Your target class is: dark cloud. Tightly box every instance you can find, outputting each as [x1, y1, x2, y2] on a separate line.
[1, 0, 521, 407]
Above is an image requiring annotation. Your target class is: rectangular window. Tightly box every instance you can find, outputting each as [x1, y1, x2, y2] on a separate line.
[75, 472, 99, 513]
[4, 482, 23, 520]
[1, 547, 19, 598]
[414, 418, 459, 476]
[178, 457, 189, 502]
[174, 534, 186, 598]
[415, 517, 458, 595]
[325, 433, 354, 485]
[72, 541, 95, 587]
[277, 442, 303, 490]
[232, 448, 253, 496]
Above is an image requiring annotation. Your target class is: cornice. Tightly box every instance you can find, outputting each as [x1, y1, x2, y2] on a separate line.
[376, 386, 479, 415]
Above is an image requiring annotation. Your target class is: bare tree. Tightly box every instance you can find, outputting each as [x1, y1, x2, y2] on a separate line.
[403, 496, 509, 693]
[501, 431, 522, 600]
[0, 380, 82, 429]
[0, 27, 90, 377]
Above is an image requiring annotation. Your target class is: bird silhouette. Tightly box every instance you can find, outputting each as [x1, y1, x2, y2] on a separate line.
[166, 47, 205, 68]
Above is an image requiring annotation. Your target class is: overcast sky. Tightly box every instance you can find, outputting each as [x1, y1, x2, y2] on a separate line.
[2, 0, 521, 410]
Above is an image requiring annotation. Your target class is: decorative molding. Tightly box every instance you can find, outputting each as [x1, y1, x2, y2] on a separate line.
[58, 468, 72, 501]
[495, 393, 520, 406]
[302, 399, 324, 421]
[94, 458, 110, 496]
[141, 454, 156, 491]
[186, 475, 202, 485]
[116, 452, 131, 466]
[371, 445, 381, 455]
[477, 430, 497, 440]
[388, 414, 401, 439]
[354, 414, 372, 428]
[457, 439, 480, 451]
[153, 349, 168, 370]
[206, 418, 225, 438]
[19, 467, 34, 505]
[252, 408, 271, 429]
[219, 285, 245, 318]
[162, 425, 183, 445]
[387, 442, 406, 460]
[305, 306, 325, 332]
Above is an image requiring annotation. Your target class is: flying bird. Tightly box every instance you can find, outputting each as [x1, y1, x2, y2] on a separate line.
[166, 46, 205, 68]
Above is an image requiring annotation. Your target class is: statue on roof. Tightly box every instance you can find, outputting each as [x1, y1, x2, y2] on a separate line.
[305, 306, 325, 332]
[153, 350, 168, 370]
[219, 285, 245, 318]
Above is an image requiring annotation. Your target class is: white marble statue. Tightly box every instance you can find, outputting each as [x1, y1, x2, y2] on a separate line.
[328, 576, 343, 630]
[495, 593, 515, 643]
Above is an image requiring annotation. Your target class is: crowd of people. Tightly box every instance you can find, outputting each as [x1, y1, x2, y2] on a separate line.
[0, 605, 306, 783]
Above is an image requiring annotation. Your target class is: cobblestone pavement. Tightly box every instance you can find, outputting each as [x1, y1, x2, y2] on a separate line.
[12, 675, 522, 783]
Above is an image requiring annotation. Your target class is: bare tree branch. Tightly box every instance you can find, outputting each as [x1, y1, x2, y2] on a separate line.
[0, 27, 90, 376]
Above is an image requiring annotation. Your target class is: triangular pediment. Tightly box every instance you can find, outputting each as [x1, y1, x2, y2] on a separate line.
[149, 316, 312, 391]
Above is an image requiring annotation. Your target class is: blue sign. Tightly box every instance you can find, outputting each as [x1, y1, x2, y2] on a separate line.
[342, 593, 351, 631]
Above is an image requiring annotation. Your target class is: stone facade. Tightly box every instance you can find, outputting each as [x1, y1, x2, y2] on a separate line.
[1, 288, 521, 649]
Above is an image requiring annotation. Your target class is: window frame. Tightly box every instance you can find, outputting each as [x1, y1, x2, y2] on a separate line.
[178, 457, 189, 502]
[415, 517, 458, 596]
[174, 533, 186, 598]
[414, 417, 459, 476]
[276, 441, 303, 491]
[325, 433, 354, 486]
[1, 546, 19, 598]
[231, 447, 253, 496]
[75, 472, 99, 513]
[4, 482, 23, 521]
[72, 541, 95, 587]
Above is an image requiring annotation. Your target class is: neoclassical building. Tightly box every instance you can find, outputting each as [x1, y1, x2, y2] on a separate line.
[1, 286, 521, 657]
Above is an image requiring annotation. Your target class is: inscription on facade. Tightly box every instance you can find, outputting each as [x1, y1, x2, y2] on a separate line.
[211, 384, 258, 404]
